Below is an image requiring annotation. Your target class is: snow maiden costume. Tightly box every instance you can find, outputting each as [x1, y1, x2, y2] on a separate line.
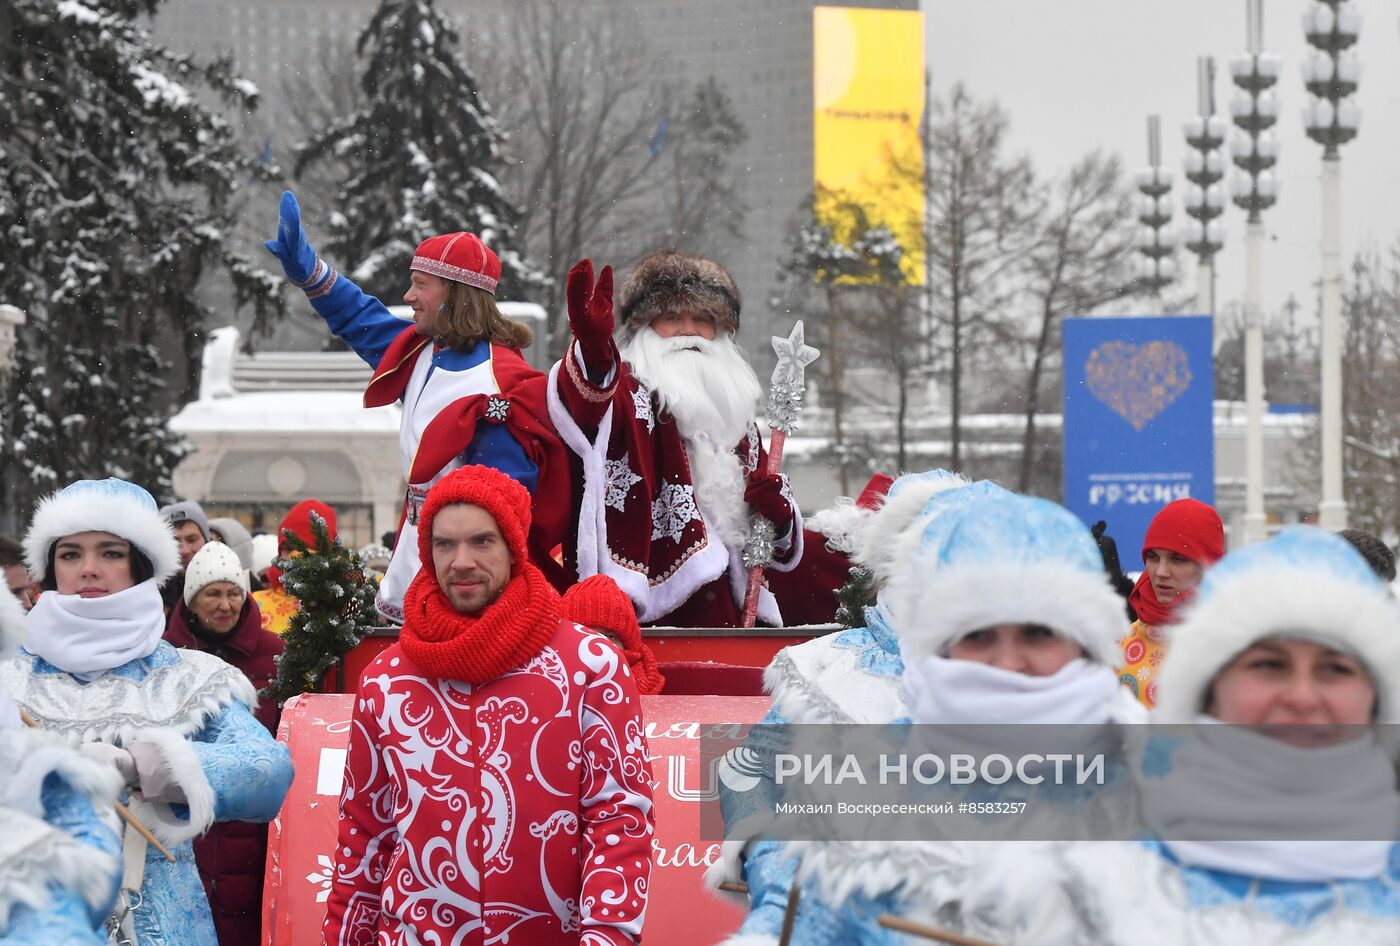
[0, 591, 123, 946]
[965, 527, 1400, 945]
[712, 483, 1139, 945]
[0, 478, 294, 946]
[265, 191, 571, 621]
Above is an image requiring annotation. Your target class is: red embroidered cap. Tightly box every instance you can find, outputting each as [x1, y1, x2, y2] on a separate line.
[410, 232, 501, 295]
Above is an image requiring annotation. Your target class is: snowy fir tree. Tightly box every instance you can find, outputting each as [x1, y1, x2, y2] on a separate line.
[0, 0, 283, 527]
[264, 512, 373, 704]
[295, 0, 539, 301]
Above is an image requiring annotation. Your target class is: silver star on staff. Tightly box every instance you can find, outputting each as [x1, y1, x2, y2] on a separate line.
[770, 320, 820, 388]
[765, 320, 820, 435]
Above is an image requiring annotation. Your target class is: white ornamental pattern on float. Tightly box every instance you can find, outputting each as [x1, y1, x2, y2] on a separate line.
[604, 455, 643, 513]
[651, 483, 700, 544]
[324, 632, 653, 946]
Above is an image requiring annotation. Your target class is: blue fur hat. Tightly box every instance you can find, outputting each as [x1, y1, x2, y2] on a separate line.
[1154, 527, 1400, 723]
[24, 479, 180, 584]
[855, 469, 977, 584]
[887, 493, 1127, 666]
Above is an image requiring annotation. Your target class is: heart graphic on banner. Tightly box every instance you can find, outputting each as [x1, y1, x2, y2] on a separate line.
[1083, 340, 1193, 431]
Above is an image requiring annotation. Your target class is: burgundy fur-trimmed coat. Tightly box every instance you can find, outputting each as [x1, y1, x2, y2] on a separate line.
[164, 598, 284, 945]
[549, 344, 843, 627]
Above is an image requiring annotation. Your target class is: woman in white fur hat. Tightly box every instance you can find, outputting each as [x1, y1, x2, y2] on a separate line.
[965, 526, 1400, 945]
[0, 478, 294, 946]
[713, 487, 1138, 945]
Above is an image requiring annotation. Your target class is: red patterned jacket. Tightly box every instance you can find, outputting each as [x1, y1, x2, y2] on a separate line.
[321, 621, 654, 946]
[548, 344, 823, 627]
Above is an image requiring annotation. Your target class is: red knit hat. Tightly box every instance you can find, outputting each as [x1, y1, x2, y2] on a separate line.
[279, 499, 337, 554]
[410, 232, 501, 295]
[1142, 498, 1226, 566]
[416, 466, 530, 574]
[561, 575, 665, 695]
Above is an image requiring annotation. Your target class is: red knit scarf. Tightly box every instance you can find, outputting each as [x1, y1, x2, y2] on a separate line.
[1128, 569, 1191, 628]
[400, 562, 562, 684]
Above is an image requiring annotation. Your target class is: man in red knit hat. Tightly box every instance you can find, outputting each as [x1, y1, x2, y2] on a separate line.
[321, 465, 654, 946]
[252, 498, 338, 635]
[265, 193, 569, 624]
[1118, 497, 1226, 707]
[549, 254, 853, 627]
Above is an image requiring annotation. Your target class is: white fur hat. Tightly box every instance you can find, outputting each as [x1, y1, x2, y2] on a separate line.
[888, 493, 1128, 667]
[24, 479, 180, 585]
[182, 541, 249, 605]
[250, 534, 278, 577]
[1154, 526, 1400, 724]
[854, 469, 972, 584]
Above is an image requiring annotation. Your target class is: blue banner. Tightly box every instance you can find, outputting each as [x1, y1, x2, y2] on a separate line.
[1062, 315, 1214, 560]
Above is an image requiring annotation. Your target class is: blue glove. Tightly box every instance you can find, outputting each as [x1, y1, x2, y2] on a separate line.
[264, 190, 319, 284]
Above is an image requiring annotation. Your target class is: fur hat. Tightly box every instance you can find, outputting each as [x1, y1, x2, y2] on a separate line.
[182, 541, 249, 605]
[207, 517, 253, 571]
[1154, 527, 1400, 724]
[852, 470, 973, 585]
[805, 472, 894, 556]
[888, 493, 1127, 667]
[410, 232, 500, 295]
[416, 466, 531, 575]
[159, 500, 210, 541]
[617, 251, 741, 338]
[25, 479, 180, 585]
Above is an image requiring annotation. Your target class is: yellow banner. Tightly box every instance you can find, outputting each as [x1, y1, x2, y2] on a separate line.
[813, 6, 925, 283]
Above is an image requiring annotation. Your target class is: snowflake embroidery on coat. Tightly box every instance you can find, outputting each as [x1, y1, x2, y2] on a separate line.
[632, 386, 655, 433]
[651, 483, 700, 543]
[306, 853, 335, 903]
[743, 428, 760, 475]
[604, 456, 643, 512]
[485, 396, 511, 423]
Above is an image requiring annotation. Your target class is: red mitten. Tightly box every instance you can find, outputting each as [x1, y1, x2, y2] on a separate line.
[562, 575, 664, 695]
[566, 259, 616, 370]
[745, 472, 795, 534]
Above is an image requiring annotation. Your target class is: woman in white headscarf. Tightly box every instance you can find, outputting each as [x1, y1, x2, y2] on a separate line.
[0, 478, 294, 946]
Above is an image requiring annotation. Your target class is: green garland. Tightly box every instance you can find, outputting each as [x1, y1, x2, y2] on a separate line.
[263, 512, 373, 703]
[833, 563, 876, 629]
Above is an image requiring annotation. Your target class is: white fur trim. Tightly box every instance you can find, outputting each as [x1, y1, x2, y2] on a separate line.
[854, 473, 969, 583]
[547, 361, 732, 623]
[0, 728, 123, 819]
[703, 838, 750, 901]
[24, 488, 180, 584]
[804, 499, 872, 555]
[889, 561, 1128, 667]
[712, 936, 778, 946]
[0, 588, 25, 659]
[125, 726, 216, 846]
[0, 808, 120, 928]
[1154, 567, 1400, 723]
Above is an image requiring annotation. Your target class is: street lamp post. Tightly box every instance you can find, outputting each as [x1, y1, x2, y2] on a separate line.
[1303, 0, 1361, 531]
[1182, 57, 1227, 316]
[1134, 115, 1177, 312]
[1230, 0, 1280, 545]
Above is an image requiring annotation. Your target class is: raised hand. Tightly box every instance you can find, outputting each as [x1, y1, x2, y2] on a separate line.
[264, 190, 319, 284]
[566, 259, 615, 368]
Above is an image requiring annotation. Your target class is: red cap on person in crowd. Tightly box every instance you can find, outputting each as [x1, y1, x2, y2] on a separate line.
[410, 232, 501, 295]
[1142, 498, 1226, 566]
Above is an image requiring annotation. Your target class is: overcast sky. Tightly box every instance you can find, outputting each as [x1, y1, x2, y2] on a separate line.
[924, 0, 1400, 327]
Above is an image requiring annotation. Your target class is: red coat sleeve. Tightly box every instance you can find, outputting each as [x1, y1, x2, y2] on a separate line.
[557, 340, 623, 435]
[576, 639, 656, 946]
[321, 674, 397, 946]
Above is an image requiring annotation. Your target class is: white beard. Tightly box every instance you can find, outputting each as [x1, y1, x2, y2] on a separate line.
[623, 329, 764, 548]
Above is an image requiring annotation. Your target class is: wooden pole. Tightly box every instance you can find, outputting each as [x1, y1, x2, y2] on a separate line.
[19, 708, 177, 863]
[878, 914, 1003, 946]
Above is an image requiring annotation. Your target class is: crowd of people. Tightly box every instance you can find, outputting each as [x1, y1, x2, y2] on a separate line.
[2, 202, 1399, 945]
